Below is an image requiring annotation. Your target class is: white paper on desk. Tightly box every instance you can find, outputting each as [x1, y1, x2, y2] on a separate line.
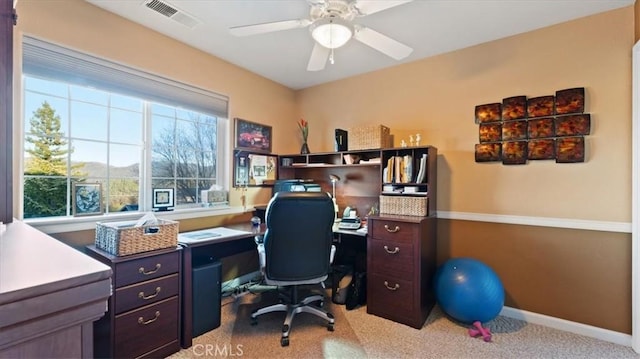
[178, 227, 252, 243]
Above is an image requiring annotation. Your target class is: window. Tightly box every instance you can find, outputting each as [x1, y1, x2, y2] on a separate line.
[21, 37, 229, 220]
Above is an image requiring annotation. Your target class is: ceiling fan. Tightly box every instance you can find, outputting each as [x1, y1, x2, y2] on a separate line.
[229, 0, 414, 71]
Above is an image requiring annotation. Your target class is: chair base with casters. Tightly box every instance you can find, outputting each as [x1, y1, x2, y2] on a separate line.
[250, 284, 335, 347]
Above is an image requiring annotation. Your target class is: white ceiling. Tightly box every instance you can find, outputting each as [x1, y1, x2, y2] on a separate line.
[85, 0, 635, 90]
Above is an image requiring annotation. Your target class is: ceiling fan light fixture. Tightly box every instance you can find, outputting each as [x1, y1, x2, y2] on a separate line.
[311, 17, 353, 49]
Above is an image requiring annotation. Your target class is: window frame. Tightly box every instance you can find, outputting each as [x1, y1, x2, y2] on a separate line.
[18, 37, 238, 233]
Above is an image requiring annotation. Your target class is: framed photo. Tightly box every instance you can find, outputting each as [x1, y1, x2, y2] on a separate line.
[234, 150, 277, 187]
[152, 188, 175, 211]
[234, 118, 272, 153]
[73, 183, 102, 217]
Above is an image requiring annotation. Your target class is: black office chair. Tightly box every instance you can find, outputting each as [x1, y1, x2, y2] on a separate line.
[251, 191, 336, 346]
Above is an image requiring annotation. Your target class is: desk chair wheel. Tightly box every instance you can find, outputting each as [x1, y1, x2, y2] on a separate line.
[327, 322, 334, 331]
[281, 336, 289, 347]
[250, 317, 258, 326]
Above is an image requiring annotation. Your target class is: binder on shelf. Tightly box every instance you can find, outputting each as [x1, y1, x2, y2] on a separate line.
[415, 154, 427, 183]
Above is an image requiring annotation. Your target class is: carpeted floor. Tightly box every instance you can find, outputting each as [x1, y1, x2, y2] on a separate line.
[170, 288, 640, 359]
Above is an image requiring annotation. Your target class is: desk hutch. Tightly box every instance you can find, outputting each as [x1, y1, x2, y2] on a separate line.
[278, 146, 438, 328]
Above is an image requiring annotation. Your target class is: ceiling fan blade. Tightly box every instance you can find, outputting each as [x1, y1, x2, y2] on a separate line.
[307, 42, 330, 71]
[353, 0, 414, 16]
[230, 19, 311, 37]
[353, 26, 413, 60]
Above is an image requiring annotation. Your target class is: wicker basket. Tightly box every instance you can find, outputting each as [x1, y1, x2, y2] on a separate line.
[379, 195, 428, 217]
[348, 125, 391, 150]
[95, 219, 178, 256]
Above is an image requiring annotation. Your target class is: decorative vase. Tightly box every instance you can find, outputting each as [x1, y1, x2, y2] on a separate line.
[300, 142, 310, 154]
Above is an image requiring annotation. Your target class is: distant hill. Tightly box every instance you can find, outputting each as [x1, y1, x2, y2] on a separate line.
[80, 162, 139, 178]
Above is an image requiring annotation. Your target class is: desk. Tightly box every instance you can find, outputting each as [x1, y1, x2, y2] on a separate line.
[179, 222, 367, 348]
[179, 222, 264, 348]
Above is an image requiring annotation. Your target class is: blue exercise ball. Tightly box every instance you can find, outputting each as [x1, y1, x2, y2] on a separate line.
[434, 257, 504, 324]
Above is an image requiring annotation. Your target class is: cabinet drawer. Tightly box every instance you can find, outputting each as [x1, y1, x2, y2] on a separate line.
[367, 273, 414, 315]
[370, 219, 417, 242]
[114, 251, 180, 288]
[369, 239, 414, 277]
[114, 296, 179, 359]
[114, 274, 180, 314]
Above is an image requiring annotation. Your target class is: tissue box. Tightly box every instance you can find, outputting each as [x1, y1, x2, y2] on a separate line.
[95, 219, 178, 256]
[203, 190, 228, 204]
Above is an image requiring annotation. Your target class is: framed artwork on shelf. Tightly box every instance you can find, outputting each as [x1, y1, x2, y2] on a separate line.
[234, 118, 272, 153]
[528, 139, 555, 160]
[556, 136, 585, 163]
[528, 117, 555, 139]
[234, 150, 278, 187]
[502, 120, 527, 141]
[527, 95, 555, 118]
[502, 96, 527, 121]
[555, 114, 591, 137]
[73, 183, 102, 217]
[555, 87, 585, 115]
[152, 188, 175, 211]
[502, 141, 527, 165]
[475, 143, 502, 162]
[475, 103, 501, 123]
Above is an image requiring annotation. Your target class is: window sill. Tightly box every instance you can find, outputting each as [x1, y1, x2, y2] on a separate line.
[25, 205, 253, 234]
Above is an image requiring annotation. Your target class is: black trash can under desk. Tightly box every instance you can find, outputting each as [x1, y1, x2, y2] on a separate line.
[192, 258, 222, 337]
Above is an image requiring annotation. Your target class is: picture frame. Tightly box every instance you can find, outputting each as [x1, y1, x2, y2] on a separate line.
[234, 118, 272, 153]
[73, 183, 103, 217]
[233, 150, 277, 187]
[152, 188, 175, 211]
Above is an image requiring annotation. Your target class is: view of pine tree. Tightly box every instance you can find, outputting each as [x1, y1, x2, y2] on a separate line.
[23, 101, 85, 218]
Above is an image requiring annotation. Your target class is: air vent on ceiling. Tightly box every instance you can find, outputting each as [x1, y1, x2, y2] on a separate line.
[143, 0, 200, 28]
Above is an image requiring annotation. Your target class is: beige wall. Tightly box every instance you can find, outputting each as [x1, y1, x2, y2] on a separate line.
[294, 7, 634, 333]
[14, 2, 637, 333]
[297, 7, 633, 222]
[295, 6, 635, 332]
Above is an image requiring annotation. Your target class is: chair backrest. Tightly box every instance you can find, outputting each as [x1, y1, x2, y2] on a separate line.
[263, 191, 335, 282]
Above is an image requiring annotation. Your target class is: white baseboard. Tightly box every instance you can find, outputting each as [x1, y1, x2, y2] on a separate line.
[221, 270, 261, 291]
[500, 306, 632, 347]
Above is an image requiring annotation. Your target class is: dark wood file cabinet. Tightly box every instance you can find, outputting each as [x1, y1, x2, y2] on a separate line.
[87, 245, 182, 358]
[366, 215, 437, 329]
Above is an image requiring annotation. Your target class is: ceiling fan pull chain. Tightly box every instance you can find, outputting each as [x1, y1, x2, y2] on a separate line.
[330, 48, 335, 65]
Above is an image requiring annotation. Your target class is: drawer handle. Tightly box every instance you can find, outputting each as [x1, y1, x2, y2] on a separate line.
[139, 287, 161, 300]
[138, 311, 160, 325]
[383, 281, 400, 291]
[384, 224, 400, 233]
[139, 263, 161, 275]
[383, 245, 400, 254]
